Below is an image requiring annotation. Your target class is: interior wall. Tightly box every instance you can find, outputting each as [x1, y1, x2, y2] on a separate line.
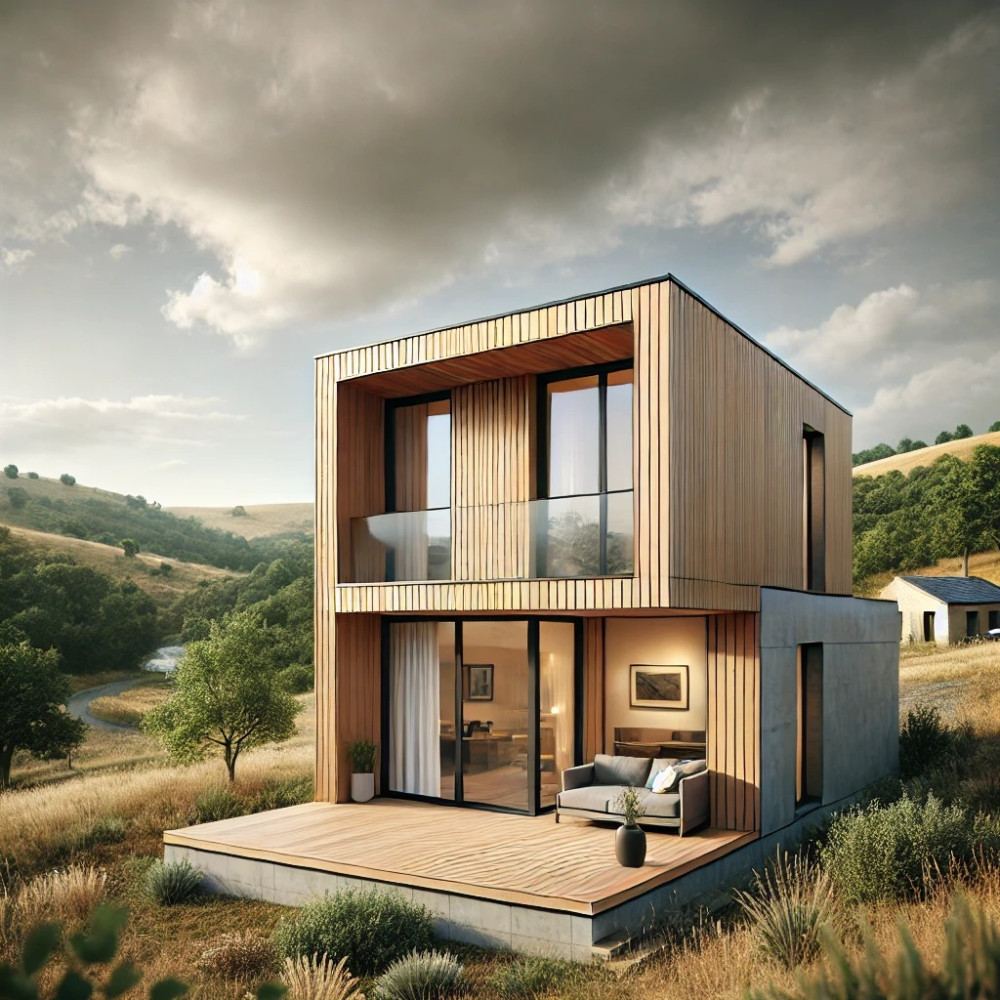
[603, 617, 708, 750]
[462, 622, 529, 733]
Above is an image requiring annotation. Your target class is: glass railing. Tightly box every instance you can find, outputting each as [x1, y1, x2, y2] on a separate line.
[346, 491, 633, 583]
[533, 491, 634, 578]
[350, 507, 451, 583]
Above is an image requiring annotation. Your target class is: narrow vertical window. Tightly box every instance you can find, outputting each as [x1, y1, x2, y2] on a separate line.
[967, 610, 979, 637]
[803, 426, 825, 592]
[796, 643, 823, 806]
[923, 611, 936, 643]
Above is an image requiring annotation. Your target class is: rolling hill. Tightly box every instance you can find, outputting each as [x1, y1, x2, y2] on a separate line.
[853, 431, 1000, 478]
[165, 502, 313, 539]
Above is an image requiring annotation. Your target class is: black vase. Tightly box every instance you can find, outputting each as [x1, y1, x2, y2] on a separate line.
[615, 824, 647, 867]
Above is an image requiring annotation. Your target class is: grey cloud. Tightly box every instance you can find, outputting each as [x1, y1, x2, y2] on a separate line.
[1, 0, 997, 341]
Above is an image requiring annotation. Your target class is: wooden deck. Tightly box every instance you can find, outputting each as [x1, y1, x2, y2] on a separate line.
[164, 799, 756, 916]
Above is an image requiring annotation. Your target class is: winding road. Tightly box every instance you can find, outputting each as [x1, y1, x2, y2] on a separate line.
[67, 677, 149, 731]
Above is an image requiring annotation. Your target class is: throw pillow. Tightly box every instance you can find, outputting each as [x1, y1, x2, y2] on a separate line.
[644, 757, 680, 789]
[657, 758, 708, 793]
[651, 766, 677, 793]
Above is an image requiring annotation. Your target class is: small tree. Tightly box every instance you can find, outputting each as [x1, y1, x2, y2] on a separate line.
[954, 423, 974, 439]
[60, 472, 76, 485]
[935, 430, 953, 445]
[143, 609, 301, 781]
[231, 505, 247, 517]
[0, 641, 86, 791]
[120, 537, 140, 558]
[27, 470, 38, 479]
[7, 486, 28, 509]
[991, 421, 1000, 433]
[4, 464, 18, 479]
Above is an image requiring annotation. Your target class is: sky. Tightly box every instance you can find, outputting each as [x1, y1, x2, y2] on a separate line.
[2, 0, 998, 506]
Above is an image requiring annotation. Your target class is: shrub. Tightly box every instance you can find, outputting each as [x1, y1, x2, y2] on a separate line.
[7, 487, 27, 509]
[27, 472, 38, 479]
[195, 786, 244, 823]
[375, 950, 462, 1000]
[735, 850, 835, 969]
[900, 703, 958, 780]
[3, 465, 17, 479]
[488, 956, 575, 999]
[282, 954, 365, 1000]
[196, 931, 278, 981]
[14, 865, 108, 929]
[279, 662, 315, 694]
[59, 473, 76, 486]
[273, 889, 434, 977]
[144, 858, 203, 905]
[750, 894, 1000, 1000]
[819, 793, 999, 902]
[72, 816, 126, 850]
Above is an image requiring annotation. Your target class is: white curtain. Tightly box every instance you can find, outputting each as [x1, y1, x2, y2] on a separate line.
[390, 622, 441, 796]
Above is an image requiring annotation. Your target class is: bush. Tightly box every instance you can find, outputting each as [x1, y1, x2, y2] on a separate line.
[195, 776, 315, 824]
[488, 956, 575, 999]
[273, 889, 434, 977]
[59, 473, 76, 486]
[196, 931, 278, 981]
[819, 793, 1000, 902]
[144, 858, 203, 905]
[736, 850, 835, 969]
[3, 465, 17, 479]
[283, 954, 364, 1000]
[750, 895, 1000, 1000]
[279, 662, 315, 694]
[900, 704, 959, 780]
[27, 472, 38, 479]
[194, 786, 244, 823]
[348, 741, 376, 774]
[72, 815, 126, 850]
[375, 950, 463, 1000]
[7, 487, 27, 509]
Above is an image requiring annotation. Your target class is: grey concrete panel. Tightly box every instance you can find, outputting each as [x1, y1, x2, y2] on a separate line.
[511, 907, 574, 945]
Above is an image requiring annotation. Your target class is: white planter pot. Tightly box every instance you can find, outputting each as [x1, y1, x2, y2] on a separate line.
[351, 772, 375, 803]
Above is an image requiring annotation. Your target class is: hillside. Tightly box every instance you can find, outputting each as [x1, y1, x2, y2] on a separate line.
[853, 430, 1000, 477]
[3, 524, 237, 611]
[0, 472, 304, 570]
[165, 502, 313, 539]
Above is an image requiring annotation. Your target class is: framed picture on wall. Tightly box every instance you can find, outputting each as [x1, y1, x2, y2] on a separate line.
[630, 664, 688, 710]
[464, 663, 494, 701]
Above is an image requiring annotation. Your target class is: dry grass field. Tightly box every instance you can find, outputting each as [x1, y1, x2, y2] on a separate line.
[165, 503, 313, 540]
[88, 677, 173, 725]
[853, 429, 1000, 478]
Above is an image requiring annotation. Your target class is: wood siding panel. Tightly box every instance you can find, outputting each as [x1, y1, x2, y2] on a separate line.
[707, 612, 760, 832]
[315, 358, 335, 801]
[452, 377, 532, 581]
[666, 284, 852, 600]
[583, 618, 606, 761]
[332, 614, 381, 803]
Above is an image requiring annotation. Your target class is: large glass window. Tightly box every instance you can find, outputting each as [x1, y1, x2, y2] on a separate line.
[538, 363, 633, 577]
[385, 618, 579, 814]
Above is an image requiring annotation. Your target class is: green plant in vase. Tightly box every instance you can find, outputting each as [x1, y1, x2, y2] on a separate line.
[348, 739, 377, 802]
[614, 784, 646, 867]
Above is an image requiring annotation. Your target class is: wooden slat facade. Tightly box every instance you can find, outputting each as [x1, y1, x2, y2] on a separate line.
[707, 613, 760, 832]
[582, 618, 605, 761]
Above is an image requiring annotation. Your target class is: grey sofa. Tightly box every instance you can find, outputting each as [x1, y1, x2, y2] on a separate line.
[555, 753, 709, 836]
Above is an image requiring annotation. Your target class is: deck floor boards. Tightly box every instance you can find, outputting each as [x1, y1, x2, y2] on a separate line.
[165, 800, 755, 915]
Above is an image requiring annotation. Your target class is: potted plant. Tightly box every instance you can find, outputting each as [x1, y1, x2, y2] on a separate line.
[348, 740, 377, 802]
[614, 785, 646, 867]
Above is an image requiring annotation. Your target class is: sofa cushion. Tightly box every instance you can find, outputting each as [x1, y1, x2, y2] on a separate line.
[656, 759, 707, 793]
[644, 757, 680, 789]
[593, 754, 652, 787]
[557, 785, 621, 813]
[638, 790, 681, 818]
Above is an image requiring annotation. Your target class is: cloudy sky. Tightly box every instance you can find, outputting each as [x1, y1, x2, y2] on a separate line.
[2, 0, 998, 506]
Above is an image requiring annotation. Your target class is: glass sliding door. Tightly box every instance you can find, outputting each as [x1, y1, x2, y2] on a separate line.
[461, 621, 529, 811]
[388, 621, 455, 799]
[386, 617, 578, 814]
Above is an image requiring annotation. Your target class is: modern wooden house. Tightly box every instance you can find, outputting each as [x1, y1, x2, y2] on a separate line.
[166, 274, 900, 958]
[881, 575, 1000, 644]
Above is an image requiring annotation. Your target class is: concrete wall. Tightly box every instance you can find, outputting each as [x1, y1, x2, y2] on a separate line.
[759, 589, 899, 836]
[603, 617, 708, 749]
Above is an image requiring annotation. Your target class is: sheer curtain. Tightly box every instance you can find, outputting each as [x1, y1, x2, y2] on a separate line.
[390, 622, 440, 796]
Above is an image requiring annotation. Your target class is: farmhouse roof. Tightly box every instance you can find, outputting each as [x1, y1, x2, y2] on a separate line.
[900, 575, 1000, 605]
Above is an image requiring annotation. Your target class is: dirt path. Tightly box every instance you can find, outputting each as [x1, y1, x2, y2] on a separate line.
[67, 677, 147, 730]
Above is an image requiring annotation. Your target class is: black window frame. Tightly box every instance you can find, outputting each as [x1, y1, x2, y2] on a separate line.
[536, 359, 634, 577]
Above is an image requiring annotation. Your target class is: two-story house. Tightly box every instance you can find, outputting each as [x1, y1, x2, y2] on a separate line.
[166, 274, 899, 959]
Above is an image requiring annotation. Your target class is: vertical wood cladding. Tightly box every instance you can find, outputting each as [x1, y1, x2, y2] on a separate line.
[315, 357, 335, 801]
[582, 618, 606, 761]
[331, 614, 381, 803]
[452, 377, 532, 581]
[707, 613, 760, 832]
[667, 283, 852, 600]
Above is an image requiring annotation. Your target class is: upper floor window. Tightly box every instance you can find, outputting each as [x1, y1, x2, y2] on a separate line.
[803, 425, 825, 592]
[537, 362, 633, 577]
